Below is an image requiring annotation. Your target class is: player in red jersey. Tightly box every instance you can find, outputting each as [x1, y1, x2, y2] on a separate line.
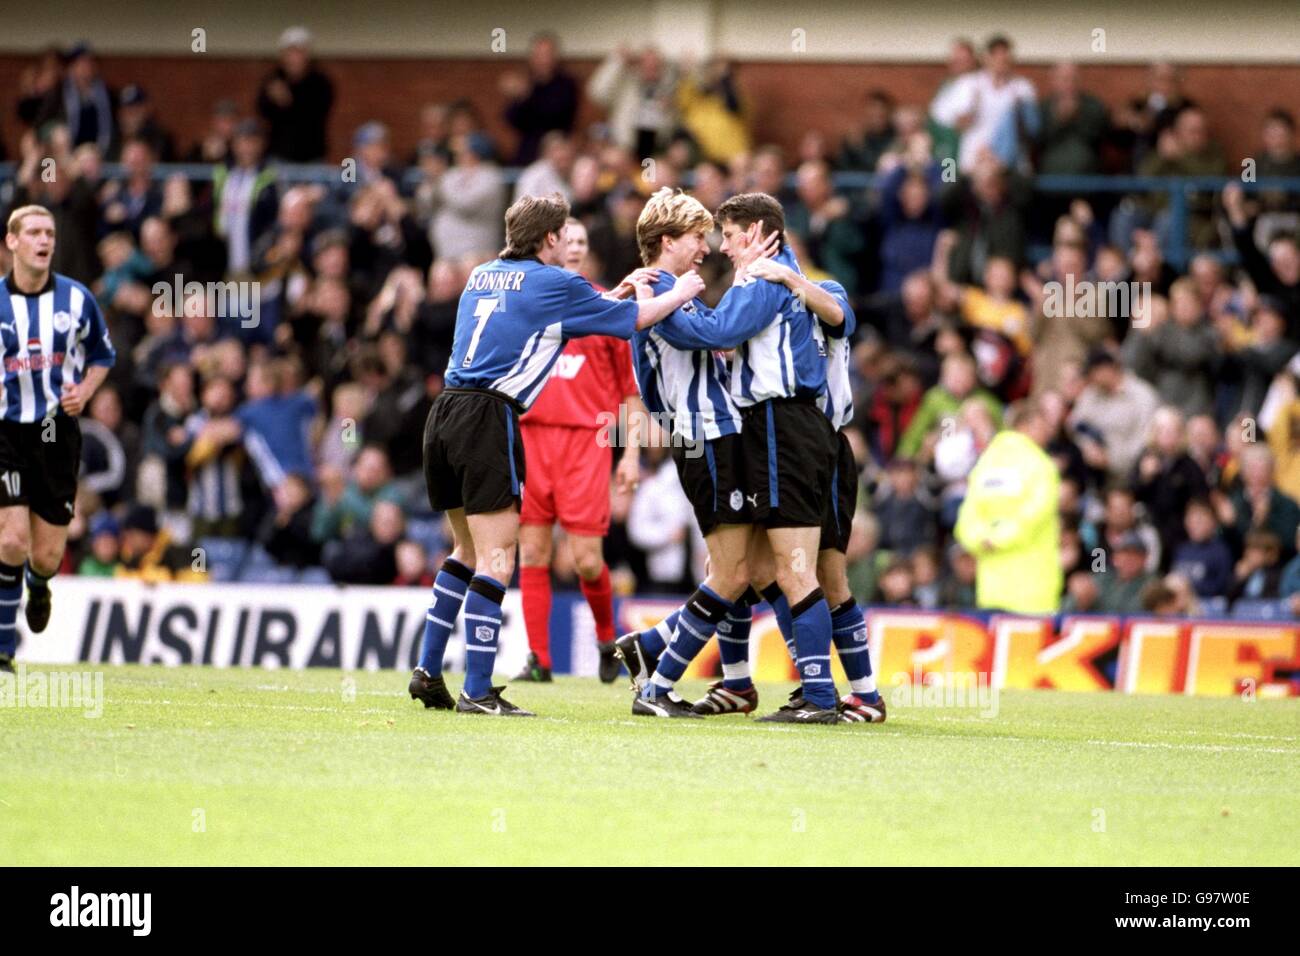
[514, 219, 646, 683]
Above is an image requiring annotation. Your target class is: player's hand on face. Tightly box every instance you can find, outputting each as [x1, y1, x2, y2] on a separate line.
[745, 256, 792, 286]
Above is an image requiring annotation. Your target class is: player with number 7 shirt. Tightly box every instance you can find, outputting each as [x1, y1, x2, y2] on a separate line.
[408, 192, 704, 717]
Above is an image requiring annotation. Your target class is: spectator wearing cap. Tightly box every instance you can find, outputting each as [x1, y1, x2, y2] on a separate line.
[214, 119, 278, 277]
[185, 99, 239, 165]
[1086, 485, 1163, 575]
[44, 42, 114, 154]
[1072, 532, 1154, 614]
[1068, 347, 1160, 482]
[500, 32, 579, 166]
[423, 131, 504, 261]
[256, 26, 334, 162]
[79, 513, 122, 577]
[112, 85, 174, 161]
[116, 504, 207, 583]
[351, 121, 404, 190]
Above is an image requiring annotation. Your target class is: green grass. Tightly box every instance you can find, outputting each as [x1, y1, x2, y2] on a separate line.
[2, 664, 1297, 865]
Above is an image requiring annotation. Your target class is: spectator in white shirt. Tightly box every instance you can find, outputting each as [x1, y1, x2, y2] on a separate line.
[931, 35, 1037, 174]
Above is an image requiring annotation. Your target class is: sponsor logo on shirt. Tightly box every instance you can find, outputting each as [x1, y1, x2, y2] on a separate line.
[550, 354, 587, 380]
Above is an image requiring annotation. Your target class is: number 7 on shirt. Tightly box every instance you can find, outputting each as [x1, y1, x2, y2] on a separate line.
[464, 296, 499, 367]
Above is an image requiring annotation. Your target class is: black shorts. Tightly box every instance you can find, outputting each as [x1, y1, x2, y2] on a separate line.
[671, 432, 752, 536]
[740, 398, 836, 529]
[0, 414, 82, 526]
[820, 428, 858, 553]
[423, 389, 527, 515]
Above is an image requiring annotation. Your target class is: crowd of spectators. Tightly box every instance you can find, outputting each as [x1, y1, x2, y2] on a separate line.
[4, 28, 1300, 618]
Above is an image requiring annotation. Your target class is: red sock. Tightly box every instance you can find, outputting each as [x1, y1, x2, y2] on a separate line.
[519, 566, 552, 668]
[580, 564, 616, 643]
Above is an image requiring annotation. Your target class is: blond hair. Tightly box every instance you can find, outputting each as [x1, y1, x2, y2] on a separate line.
[7, 204, 54, 235]
[636, 188, 713, 266]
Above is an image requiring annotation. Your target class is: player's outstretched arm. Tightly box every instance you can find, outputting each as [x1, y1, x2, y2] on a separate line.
[632, 270, 705, 330]
[746, 258, 844, 328]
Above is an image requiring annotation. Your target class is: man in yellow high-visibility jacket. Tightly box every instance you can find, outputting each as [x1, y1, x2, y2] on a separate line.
[954, 397, 1062, 614]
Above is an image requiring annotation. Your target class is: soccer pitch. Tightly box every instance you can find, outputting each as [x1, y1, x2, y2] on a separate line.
[3, 665, 1297, 866]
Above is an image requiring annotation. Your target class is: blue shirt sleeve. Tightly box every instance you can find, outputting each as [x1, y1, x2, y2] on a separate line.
[79, 289, 116, 369]
[818, 279, 856, 340]
[654, 276, 787, 351]
[558, 270, 638, 340]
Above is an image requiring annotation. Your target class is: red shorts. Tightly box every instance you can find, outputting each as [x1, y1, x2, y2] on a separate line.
[519, 424, 612, 536]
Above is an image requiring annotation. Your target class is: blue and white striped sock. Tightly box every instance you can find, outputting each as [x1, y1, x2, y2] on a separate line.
[717, 587, 760, 691]
[831, 599, 879, 702]
[0, 561, 20, 658]
[791, 588, 836, 709]
[638, 610, 679, 658]
[417, 558, 473, 674]
[761, 582, 797, 665]
[644, 586, 732, 698]
[462, 575, 507, 699]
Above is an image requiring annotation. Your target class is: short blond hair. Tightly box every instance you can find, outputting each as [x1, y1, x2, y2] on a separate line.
[636, 188, 713, 266]
[7, 204, 54, 235]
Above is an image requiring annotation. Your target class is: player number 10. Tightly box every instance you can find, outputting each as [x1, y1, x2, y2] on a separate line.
[0, 471, 19, 498]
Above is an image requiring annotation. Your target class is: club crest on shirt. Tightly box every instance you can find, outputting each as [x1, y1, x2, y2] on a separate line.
[52, 311, 72, 334]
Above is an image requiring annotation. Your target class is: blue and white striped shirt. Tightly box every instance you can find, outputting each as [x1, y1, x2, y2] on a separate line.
[815, 279, 857, 430]
[726, 248, 828, 408]
[631, 271, 746, 442]
[0, 273, 116, 423]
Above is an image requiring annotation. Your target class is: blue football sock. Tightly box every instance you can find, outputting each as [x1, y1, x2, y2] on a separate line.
[717, 599, 754, 691]
[831, 599, 879, 702]
[638, 609, 678, 657]
[418, 558, 473, 674]
[462, 575, 506, 699]
[0, 561, 20, 658]
[645, 586, 732, 698]
[761, 582, 797, 664]
[791, 588, 836, 709]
